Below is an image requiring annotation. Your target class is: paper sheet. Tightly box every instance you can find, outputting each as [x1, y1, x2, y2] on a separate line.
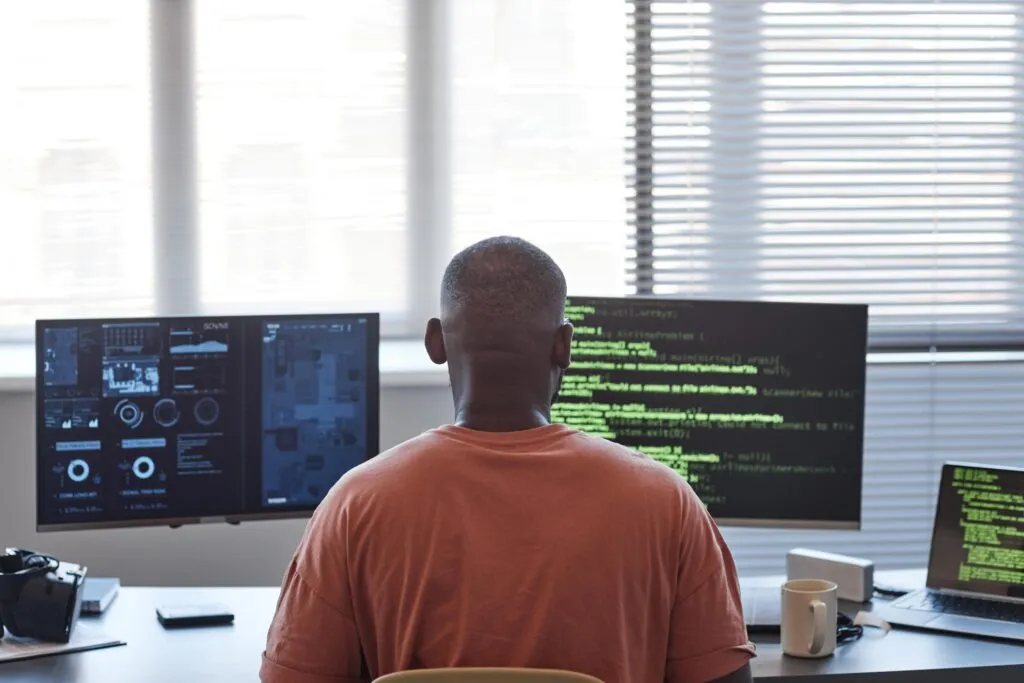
[854, 610, 892, 634]
[0, 620, 124, 664]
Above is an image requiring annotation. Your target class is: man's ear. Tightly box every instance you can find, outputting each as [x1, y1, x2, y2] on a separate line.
[552, 321, 574, 370]
[424, 318, 447, 366]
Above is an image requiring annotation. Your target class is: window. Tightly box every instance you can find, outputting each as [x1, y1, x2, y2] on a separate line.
[629, 1, 1024, 347]
[629, 0, 1024, 574]
[0, 2, 152, 338]
[451, 0, 629, 298]
[194, 0, 407, 317]
[0, 0, 629, 338]
[757, 1, 1021, 346]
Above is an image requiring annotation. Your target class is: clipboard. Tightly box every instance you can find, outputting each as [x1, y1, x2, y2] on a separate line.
[0, 621, 125, 664]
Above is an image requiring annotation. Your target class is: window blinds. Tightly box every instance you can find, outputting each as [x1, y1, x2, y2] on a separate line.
[0, 2, 153, 336]
[627, 0, 1024, 575]
[627, 0, 1024, 348]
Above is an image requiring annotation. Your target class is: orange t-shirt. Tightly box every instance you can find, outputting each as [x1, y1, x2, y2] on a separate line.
[261, 424, 755, 683]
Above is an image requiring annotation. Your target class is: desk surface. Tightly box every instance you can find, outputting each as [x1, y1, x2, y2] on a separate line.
[3, 569, 1023, 683]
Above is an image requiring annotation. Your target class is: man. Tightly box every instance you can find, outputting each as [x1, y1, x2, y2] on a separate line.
[261, 237, 755, 683]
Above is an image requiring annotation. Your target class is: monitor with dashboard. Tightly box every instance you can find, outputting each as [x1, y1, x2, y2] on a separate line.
[552, 296, 868, 529]
[35, 313, 380, 531]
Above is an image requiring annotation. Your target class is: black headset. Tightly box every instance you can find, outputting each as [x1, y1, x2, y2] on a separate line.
[0, 549, 61, 639]
[0, 549, 59, 577]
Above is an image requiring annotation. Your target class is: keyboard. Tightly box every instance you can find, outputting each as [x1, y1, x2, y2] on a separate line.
[897, 590, 1024, 623]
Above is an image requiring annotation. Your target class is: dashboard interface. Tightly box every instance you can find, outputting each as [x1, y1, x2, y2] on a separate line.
[36, 313, 379, 530]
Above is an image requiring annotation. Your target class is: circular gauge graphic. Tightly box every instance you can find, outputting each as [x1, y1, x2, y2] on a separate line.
[132, 456, 156, 480]
[115, 399, 143, 429]
[153, 398, 180, 428]
[194, 397, 220, 426]
[67, 459, 90, 483]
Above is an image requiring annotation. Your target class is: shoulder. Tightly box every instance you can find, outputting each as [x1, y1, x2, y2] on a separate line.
[317, 425, 703, 520]
[553, 430, 708, 531]
[571, 430, 695, 490]
[323, 430, 445, 501]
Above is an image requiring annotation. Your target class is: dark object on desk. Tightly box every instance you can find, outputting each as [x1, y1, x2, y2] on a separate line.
[741, 584, 782, 632]
[873, 583, 910, 598]
[0, 548, 86, 644]
[878, 462, 1024, 643]
[836, 612, 863, 644]
[156, 603, 234, 629]
[80, 578, 119, 616]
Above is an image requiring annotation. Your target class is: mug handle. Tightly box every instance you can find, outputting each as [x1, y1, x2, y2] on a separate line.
[808, 600, 828, 655]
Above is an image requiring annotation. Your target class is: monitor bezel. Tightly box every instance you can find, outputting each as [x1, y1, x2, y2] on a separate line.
[34, 311, 381, 533]
[559, 294, 869, 531]
[709, 518, 859, 530]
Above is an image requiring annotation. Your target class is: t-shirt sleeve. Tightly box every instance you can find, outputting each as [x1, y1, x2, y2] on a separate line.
[261, 492, 368, 683]
[665, 487, 756, 683]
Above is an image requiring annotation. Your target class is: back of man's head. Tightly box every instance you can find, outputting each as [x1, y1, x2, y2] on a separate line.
[440, 236, 567, 338]
[424, 236, 573, 429]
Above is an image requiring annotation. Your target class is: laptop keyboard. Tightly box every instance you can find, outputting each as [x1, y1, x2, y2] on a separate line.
[900, 591, 1024, 623]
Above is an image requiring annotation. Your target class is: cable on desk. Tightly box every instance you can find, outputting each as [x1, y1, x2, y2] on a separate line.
[837, 613, 864, 643]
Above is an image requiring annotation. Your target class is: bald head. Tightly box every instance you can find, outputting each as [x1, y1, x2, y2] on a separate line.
[440, 236, 568, 336]
[425, 237, 574, 431]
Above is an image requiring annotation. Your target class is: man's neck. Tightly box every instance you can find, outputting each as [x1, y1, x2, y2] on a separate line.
[449, 359, 554, 432]
[453, 406, 550, 433]
[452, 387, 553, 431]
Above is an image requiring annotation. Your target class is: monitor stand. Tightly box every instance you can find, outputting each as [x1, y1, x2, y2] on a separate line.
[167, 520, 240, 529]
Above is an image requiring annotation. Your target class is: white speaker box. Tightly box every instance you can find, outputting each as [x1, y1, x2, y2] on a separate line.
[786, 547, 875, 603]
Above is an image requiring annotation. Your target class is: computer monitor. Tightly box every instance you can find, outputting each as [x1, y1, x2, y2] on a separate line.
[35, 313, 380, 531]
[928, 462, 1024, 594]
[552, 296, 868, 529]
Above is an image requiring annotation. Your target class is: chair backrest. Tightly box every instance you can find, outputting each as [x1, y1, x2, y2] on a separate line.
[374, 668, 604, 683]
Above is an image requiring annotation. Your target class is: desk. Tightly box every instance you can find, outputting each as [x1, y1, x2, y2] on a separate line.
[743, 569, 1024, 682]
[3, 570, 1023, 683]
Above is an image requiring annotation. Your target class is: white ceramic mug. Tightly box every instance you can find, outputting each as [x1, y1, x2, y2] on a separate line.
[781, 578, 838, 658]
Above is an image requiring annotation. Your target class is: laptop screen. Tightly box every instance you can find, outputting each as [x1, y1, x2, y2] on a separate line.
[926, 463, 1024, 597]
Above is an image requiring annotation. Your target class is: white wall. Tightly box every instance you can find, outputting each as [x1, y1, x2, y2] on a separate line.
[0, 387, 453, 587]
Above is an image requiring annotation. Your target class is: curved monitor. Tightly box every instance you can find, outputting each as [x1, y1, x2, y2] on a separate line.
[35, 313, 380, 532]
[552, 296, 867, 529]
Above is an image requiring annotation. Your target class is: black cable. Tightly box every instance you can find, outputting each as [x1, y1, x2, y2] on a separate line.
[837, 613, 863, 643]
[873, 584, 911, 598]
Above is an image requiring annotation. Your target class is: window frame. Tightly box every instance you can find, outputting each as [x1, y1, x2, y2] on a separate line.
[147, 0, 451, 339]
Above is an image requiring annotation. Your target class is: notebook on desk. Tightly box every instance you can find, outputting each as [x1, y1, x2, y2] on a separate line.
[740, 583, 782, 633]
[81, 577, 120, 615]
[877, 462, 1024, 643]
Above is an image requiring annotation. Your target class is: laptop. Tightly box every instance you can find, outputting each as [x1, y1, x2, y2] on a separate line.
[878, 462, 1024, 642]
